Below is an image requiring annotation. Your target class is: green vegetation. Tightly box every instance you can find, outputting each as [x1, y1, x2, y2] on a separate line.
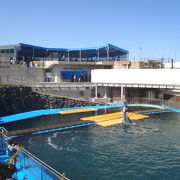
[0, 84, 26, 88]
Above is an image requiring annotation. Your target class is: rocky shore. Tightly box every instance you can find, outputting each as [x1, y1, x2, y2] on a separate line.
[0, 85, 99, 117]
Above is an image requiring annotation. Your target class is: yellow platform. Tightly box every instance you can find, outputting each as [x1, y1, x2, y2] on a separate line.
[81, 112, 149, 127]
[60, 108, 97, 114]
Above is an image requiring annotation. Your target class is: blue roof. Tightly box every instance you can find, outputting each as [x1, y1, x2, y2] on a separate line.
[19, 43, 67, 51]
[18, 43, 128, 54]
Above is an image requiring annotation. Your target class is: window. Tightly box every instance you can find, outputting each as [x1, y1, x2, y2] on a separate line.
[10, 49, 14, 53]
[5, 49, 10, 53]
[1, 49, 5, 53]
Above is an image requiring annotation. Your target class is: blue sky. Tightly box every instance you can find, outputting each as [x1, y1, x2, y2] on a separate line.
[1, 0, 180, 61]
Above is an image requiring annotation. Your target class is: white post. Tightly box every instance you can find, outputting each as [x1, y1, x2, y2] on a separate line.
[95, 85, 98, 98]
[121, 85, 124, 99]
[104, 87, 107, 98]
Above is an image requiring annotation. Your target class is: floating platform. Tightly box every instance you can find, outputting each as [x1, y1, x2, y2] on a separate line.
[81, 112, 149, 127]
[60, 108, 97, 114]
[4, 108, 173, 137]
[5, 120, 94, 137]
[5, 112, 149, 136]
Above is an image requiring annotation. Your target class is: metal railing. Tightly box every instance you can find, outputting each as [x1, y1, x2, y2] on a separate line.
[0, 129, 69, 180]
[126, 97, 180, 109]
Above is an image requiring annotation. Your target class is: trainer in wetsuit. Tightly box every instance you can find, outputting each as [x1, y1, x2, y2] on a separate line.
[122, 105, 132, 124]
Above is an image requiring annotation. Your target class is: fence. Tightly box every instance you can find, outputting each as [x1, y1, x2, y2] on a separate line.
[126, 97, 180, 109]
[0, 129, 69, 180]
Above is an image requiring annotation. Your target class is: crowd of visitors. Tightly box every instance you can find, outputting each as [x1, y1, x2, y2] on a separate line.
[9, 57, 44, 67]
[71, 74, 88, 82]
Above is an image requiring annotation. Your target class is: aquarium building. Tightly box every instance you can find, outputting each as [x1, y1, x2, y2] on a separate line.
[0, 43, 129, 82]
[0, 43, 128, 63]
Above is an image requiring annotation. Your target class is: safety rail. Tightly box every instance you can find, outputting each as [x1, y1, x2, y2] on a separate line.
[95, 82, 180, 90]
[126, 97, 180, 109]
[0, 128, 69, 180]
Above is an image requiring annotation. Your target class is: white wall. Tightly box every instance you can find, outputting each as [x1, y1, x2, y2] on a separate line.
[164, 62, 180, 69]
[91, 69, 180, 85]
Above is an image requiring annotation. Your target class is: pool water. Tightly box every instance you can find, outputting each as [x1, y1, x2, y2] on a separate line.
[14, 110, 180, 180]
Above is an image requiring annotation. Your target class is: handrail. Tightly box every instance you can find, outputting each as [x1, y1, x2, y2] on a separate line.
[95, 82, 180, 89]
[0, 128, 69, 180]
[23, 149, 69, 180]
[125, 97, 180, 109]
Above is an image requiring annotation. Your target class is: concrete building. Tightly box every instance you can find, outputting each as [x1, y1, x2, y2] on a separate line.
[0, 43, 162, 83]
[0, 43, 165, 83]
[0, 43, 128, 63]
[91, 69, 180, 106]
[1, 43, 179, 107]
[0, 43, 129, 83]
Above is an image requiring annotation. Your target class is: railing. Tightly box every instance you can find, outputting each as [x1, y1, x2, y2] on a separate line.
[126, 97, 180, 109]
[0, 131, 8, 153]
[18, 150, 69, 180]
[0, 129, 69, 180]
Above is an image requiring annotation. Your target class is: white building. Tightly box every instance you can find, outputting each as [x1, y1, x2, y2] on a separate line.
[91, 69, 180, 103]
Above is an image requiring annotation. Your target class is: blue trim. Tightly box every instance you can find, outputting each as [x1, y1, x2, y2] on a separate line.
[1, 104, 179, 125]
[0, 105, 124, 124]
[8, 135, 18, 139]
[141, 110, 173, 115]
[33, 122, 95, 135]
[14, 163, 35, 180]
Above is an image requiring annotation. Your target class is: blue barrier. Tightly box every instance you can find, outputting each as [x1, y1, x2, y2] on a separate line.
[0, 132, 68, 180]
[17, 151, 62, 180]
[1, 104, 179, 125]
[0, 104, 124, 124]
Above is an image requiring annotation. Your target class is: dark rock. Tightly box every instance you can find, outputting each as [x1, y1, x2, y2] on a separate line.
[0, 85, 100, 116]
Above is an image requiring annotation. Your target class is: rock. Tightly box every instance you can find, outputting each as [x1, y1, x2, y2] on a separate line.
[0, 85, 99, 116]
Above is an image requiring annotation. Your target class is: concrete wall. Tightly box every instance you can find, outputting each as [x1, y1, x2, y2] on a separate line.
[34, 86, 94, 100]
[91, 69, 180, 85]
[0, 64, 45, 83]
[112, 61, 161, 69]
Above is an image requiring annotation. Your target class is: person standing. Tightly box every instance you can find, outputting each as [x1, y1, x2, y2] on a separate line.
[122, 105, 128, 124]
[121, 105, 133, 124]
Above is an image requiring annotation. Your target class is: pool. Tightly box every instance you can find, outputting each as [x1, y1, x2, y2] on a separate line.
[12, 107, 180, 179]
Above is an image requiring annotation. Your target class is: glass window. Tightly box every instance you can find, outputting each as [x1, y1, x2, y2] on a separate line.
[1, 49, 5, 53]
[10, 49, 14, 53]
[6, 49, 10, 53]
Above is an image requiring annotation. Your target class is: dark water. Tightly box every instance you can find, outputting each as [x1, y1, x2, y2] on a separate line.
[13, 110, 180, 180]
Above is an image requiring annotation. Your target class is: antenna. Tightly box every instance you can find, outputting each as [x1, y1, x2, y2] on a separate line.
[174, 52, 176, 62]
[139, 47, 142, 61]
